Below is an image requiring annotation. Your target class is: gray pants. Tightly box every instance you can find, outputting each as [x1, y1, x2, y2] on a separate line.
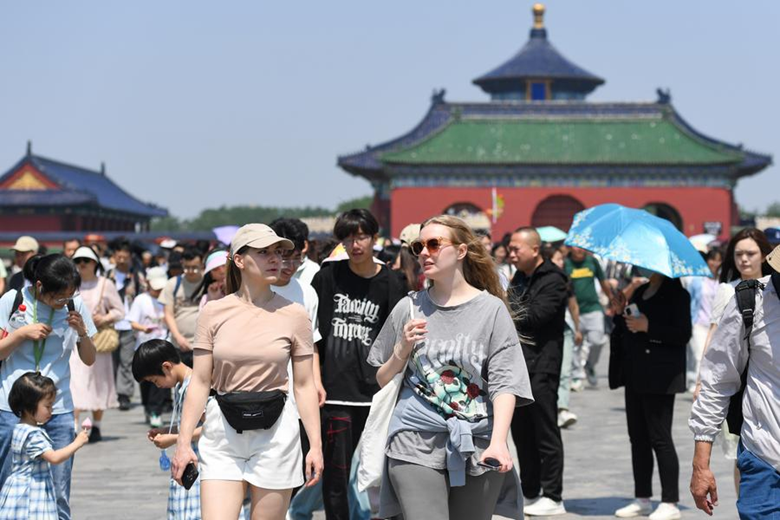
[387, 459, 505, 520]
[557, 327, 574, 410]
[112, 329, 137, 399]
[572, 311, 607, 380]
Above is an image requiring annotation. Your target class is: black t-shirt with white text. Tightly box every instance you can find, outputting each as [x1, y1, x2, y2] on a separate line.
[311, 260, 407, 404]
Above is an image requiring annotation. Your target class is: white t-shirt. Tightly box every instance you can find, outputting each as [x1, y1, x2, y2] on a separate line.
[294, 257, 321, 287]
[0, 288, 97, 414]
[272, 278, 321, 416]
[126, 293, 167, 349]
[710, 280, 740, 326]
[273, 279, 321, 343]
[113, 270, 132, 331]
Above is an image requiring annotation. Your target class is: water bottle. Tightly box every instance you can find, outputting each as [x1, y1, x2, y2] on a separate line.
[2, 304, 27, 338]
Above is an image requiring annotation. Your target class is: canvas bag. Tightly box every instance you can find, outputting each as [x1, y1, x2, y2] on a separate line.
[357, 296, 414, 492]
[93, 278, 120, 353]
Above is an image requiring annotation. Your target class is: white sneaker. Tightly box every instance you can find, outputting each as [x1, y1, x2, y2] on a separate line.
[648, 503, 681, 520]
[524, 497, 566, 516]
[558, 409, 578, 428]
[570, 379, 584, 392]
[615, 498, 652, 518]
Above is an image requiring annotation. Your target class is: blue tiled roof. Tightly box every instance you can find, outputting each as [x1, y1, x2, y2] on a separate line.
[337, 97, 772, 179]
[0, 155, 167, 218]
[473, 28, 604, 96]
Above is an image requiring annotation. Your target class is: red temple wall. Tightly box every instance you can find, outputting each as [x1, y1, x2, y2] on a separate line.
[390, 186, 733, 240]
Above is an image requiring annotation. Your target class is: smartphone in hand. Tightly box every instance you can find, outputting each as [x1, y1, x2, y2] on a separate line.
[181, 462, 199, 490]
[477, 457, 501, 471]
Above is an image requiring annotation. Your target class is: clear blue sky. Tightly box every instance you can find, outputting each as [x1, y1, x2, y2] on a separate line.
[1, 1, 777, 219]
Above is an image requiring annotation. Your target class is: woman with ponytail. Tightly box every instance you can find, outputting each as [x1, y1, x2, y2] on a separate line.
[0, 253, 97, 519]
[367, 215, 533, 520]
[171, 224, 323, 520]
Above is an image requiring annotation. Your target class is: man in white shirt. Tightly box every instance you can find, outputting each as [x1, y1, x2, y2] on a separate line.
[689, 245, 780, 519]
[289, 220, 321, 286]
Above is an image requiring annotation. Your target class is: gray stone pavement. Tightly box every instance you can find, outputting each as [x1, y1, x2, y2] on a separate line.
[71, 361, 739, 519]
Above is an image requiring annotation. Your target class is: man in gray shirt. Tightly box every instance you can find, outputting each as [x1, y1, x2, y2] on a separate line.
[689, 245, 780, 518]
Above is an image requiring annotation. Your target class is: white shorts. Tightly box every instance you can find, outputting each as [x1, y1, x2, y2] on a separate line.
[198, 396, 303, 489]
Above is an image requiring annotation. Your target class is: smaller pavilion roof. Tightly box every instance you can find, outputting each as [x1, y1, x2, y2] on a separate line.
[473, 4, 604, 97]
[0, 147, 167, 218]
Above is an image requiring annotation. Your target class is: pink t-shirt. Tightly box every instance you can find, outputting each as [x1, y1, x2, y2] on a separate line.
[194, 293, 314, 394]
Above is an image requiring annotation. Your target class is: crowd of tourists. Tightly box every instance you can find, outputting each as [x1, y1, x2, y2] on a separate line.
[0, 212, 778, 520]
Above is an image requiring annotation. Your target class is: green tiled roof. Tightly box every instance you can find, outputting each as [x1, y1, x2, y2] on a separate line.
[380, 118, 743, 166]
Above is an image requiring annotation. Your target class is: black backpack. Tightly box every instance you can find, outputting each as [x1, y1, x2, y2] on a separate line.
[0, 290, 25, 368]
[727, 272, 780, 433]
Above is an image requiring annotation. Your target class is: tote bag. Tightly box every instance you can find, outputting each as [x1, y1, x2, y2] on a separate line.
[357, 296, 414, 492]
[93, 279, 120, 353]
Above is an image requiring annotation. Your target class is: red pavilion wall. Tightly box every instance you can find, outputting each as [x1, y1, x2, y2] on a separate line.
[390, 186, 733, 241]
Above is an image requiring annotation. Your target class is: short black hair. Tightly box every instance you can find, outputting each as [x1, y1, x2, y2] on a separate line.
[132, 339, 182, 381]
[109, 238, 133, 254]
[269, 218, 307, 252]
[23, 254, 81, 295]
[8, 372, 56, 418]
[62, 238, 81, 248]
[182, 247, 203, 262]
[333, 209, 379, 241]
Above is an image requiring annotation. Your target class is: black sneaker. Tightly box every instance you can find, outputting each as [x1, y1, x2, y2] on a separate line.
[118, 395, 132, 411]
[88, 426, 102, 443]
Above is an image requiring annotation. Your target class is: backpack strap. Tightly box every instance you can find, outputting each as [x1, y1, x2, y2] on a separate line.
[734, 279, 763, 342]
[8, 289, 23, 320]
[173, 275, 183, 309]
[772, 271, 780, 297]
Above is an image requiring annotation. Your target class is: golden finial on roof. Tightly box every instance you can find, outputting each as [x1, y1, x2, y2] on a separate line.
[533, 3, 545, 29]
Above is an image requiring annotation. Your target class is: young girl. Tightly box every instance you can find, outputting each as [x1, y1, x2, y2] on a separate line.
[367, 215, 533, 520]
[0, 372, 89, 519]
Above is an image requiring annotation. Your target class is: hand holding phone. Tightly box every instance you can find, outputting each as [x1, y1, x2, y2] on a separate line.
[181, 462, 199, 490]
[477, 457, 501, 471]
[624, 303, 640, 317]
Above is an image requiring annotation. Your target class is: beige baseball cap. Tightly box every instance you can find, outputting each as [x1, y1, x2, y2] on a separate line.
[12, 236, 39, 253]
[230, 224, 294, 256]
[767, 244, 780, 273]
[399, 223, 421, 246]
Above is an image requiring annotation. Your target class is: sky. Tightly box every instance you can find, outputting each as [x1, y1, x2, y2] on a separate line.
[1, 1, 777, 219]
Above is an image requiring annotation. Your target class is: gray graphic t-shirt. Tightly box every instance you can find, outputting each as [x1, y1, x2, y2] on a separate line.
[367, 290, 533, 471]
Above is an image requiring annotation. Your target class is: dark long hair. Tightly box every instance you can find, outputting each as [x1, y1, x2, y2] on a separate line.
[719, 228, 773, 283]
[23, 254, 81, 296]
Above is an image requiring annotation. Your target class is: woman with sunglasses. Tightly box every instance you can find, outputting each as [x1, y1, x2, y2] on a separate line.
[367, 215, 533, 520]
[69, 246, 125, 443]
[0, 253, 96, 519]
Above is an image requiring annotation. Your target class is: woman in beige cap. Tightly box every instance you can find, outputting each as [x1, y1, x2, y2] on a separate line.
[172, 223, 323, 520]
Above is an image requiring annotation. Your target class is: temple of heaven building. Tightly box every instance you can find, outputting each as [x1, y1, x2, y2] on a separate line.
[337, 4, 772, 240]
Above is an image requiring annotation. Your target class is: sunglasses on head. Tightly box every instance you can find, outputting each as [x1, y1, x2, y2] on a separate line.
[410, 237, 454, 257]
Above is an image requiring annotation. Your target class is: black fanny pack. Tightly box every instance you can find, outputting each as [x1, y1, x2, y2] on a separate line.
[213, 390, 286, 434]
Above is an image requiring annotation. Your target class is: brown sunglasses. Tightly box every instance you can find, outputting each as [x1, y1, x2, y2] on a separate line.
[410, 237, 454, 257]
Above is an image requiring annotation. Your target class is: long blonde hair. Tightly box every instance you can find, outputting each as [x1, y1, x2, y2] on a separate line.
[420, 215, 508, 308]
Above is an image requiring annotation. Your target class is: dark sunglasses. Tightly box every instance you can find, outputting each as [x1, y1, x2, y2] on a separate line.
[410, 237, 454, 257]
[73, 258, 93, 265]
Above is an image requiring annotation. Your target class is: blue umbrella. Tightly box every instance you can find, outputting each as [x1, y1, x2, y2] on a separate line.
[536, 226, 568, 243]
[564, 203, 711, 278]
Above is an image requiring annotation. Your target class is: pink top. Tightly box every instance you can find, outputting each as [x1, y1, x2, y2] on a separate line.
[79, 277, 125, 323]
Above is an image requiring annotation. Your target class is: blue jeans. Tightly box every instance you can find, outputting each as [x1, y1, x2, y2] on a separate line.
[736, 442, 780, 519]
[0, 410, 76, 520]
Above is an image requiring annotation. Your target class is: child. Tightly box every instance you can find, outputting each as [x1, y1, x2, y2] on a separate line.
[132, 339, 201, 520]
[0, 372, 89, 519]
[127, 266, 170, 428]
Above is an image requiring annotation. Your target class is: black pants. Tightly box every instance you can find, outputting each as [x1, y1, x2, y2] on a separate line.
[140, 381, 170, 416]
[179, 349, 193, 368]
[510, 371, 564, 502]
[321, 405, 369, 520]
[624, 389, 679, 503]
